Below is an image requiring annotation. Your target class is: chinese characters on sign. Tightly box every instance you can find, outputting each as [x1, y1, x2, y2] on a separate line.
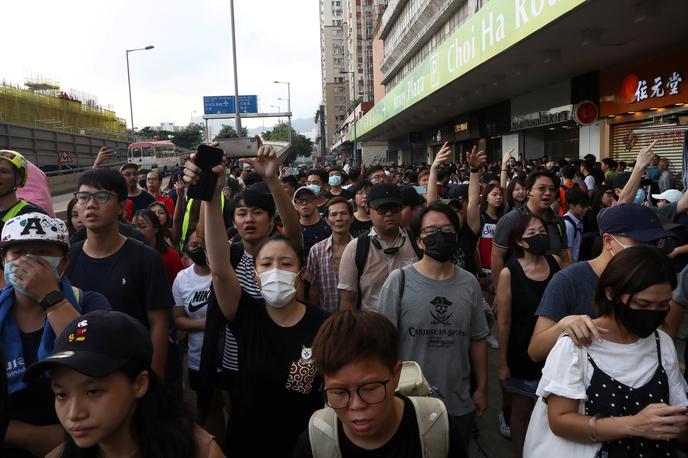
[634, 71, 683, 102]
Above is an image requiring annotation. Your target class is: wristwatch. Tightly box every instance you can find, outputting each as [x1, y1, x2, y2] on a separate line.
[40, 290, 65, 310]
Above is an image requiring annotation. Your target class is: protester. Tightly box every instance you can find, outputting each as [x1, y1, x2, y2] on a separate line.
[0, 150, 45, 233]
[120, 163, 155, 213]
[293, 310, 466, 457]
[196, 151, 328, 456]
[148, 200, 176, 247]
[146, 169, 175, 217]
[658, 157, 672, 192]
[280, 174, 298, 200]
[24, 310, 225, 458]
[528, 204, 669, 362]
[0, 213, 109, 457]
[305, 197, 353, 314]
[325, 168, 353, 200]
[350, 181, 372, 237]
[399, 185, 425, 232]
[495, 213, 560, 456]
[379, 202, 488, 453]
[294, 186, 331, 255]
[529, 246, 688, 456]
[505, 177, 526, 212]
[132, 209, 184, 285]
[65, 198, 82, 238]
[491, 169, 571, 291]
[478, 183, 505, 286]
[562, 187, 589, 263]
[66, 168, 172, 378]
[306, 169, 329, 212]
[338, 183, 419, 311]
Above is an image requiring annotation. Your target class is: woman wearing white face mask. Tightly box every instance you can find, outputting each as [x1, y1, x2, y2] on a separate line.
[324, 169, 353, 200]
[186, 146, 329, 458]
[0, 212, 110, 457]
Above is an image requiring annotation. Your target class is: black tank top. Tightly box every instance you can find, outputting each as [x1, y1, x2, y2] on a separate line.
[506, 255, 560, 380]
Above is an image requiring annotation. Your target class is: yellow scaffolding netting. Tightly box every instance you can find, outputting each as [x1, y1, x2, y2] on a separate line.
[0, 81, 129, 141]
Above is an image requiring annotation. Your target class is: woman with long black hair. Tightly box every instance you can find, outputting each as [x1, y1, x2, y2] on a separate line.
[132, 209, 184, 286]
[25, 310, 225, 458]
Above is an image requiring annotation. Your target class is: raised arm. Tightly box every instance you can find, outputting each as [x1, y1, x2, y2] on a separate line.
[92, 146, 113, 169]
[170, 175, 186, 246]
[619, 140, 656, 204]
[183, 156, 241, 321]
[427, 142, 450, 204]
[466, 146, 486, 235]
[240, 146, 303, 245]
[500, 148, 514, 190]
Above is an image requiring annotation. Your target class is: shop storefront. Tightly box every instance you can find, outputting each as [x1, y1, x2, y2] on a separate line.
[600, 48, 688, 178]
[510, 81, 580, 161]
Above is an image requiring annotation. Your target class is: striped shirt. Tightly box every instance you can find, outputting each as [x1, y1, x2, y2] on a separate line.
[304, 236, 343, 314]
[221, 250, 262, 371]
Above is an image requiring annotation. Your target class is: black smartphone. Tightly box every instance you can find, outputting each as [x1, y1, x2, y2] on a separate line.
[187, 144, 224, 201]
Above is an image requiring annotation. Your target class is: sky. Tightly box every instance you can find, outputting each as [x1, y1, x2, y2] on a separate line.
[1, 0, 322, 134]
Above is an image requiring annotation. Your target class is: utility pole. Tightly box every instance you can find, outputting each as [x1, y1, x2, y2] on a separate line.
[229, 0, 242, 136]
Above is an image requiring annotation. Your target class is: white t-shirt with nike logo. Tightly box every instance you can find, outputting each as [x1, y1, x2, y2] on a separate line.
[173, 265, 212, 371]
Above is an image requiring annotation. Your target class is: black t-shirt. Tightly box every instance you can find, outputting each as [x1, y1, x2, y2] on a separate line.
[302, 218, 332, 255]
[68, 238, 173, 326]
[350, 217, 373, 238]
[226, 292, 329, 458]
[69, 222, 146, 245]
[453, 223, 479, 275]
[506, 255, 560, 380]
[292, 396, 465, 458]
[325, 188, 354, 201]
[129, 190, 156, 213]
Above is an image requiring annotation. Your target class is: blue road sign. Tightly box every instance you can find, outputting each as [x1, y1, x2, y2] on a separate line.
[203, 95, 258, 115]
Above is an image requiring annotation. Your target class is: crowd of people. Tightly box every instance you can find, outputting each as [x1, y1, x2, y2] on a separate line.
[1, 138, 688, 457]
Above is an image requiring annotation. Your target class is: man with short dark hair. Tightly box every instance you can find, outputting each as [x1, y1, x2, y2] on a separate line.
[379, 202, 488, 453]
[338, 184, 419, 311]
[293, 310, 466, 457]
[294, 186, 331, 255]
[66, 168, 172, 378]
[563, 187, 589, 262]
[491, 169, 571, 290]
[307, 169, 329, 211]
[120, 163, 155, 213]
[305, 197, 353, 314]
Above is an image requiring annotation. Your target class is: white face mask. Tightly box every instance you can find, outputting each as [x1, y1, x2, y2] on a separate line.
[609, 235, 633, 256]
[258, 268, 299, 308]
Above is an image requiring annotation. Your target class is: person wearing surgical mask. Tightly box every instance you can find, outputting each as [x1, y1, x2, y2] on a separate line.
[197, 152, 329, 457]
[536, 246, 688, 457]
[324, 169, 353, 201]
[528, 204, 669, 364]
[306, 169, 330, 214]
[0, 212, 110, 457]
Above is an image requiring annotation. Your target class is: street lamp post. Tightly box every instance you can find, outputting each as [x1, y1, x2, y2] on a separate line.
[125, 45, 154, 133]
[230, 0, 243, 136]
[274, 80, 291, 150]
[271, 104, 281, 123]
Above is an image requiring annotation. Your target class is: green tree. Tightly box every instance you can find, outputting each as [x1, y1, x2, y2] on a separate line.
[263, 121, 313, 163]
[170, 123, 204, 149]
[215, 124, 248, 139]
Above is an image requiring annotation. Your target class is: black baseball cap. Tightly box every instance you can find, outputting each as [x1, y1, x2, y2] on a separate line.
[597, 204, 669, 242]
[24, 310, 152, 381]
[448, 184, 468, 201]
[367, 184, 403, 207]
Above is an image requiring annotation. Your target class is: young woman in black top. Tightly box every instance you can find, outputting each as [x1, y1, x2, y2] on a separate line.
[495, 213, 560, 457]
[186, 146, 329, 457]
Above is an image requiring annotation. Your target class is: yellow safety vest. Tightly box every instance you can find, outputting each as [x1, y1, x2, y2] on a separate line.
[179, 194, 225, 252]
[1, 200, 28, 223]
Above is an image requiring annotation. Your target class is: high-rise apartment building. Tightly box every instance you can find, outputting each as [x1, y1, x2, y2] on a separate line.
[319, 0, 349, 153]
[342, 0, 381, 105]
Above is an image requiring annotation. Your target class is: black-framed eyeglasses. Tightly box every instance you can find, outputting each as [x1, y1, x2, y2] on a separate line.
[532, 186, 557, 194]
[74, 191, 116, 205]
[420, 225, 455, 236]
[369, 204, 402, 215]
[321, 379, 390, 409]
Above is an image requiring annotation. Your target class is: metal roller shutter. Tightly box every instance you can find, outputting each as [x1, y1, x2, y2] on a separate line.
[611, 121, 685, 179]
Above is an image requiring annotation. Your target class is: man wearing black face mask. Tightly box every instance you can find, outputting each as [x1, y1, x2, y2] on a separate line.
[379, 202, 489, 454]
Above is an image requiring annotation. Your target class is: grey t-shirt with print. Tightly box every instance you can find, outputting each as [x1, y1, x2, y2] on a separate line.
[378, 264, 489, 416]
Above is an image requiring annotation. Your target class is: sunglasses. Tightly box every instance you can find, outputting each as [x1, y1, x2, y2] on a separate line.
[369, 204, 402, 215]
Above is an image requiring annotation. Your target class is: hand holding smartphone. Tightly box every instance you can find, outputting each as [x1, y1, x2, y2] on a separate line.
[187, 144, 224, 201]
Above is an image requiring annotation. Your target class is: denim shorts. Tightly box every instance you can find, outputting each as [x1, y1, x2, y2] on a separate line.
[506, 377, 540, 399]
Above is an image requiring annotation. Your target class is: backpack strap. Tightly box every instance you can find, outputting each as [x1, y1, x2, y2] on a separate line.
[396, 267, 406, 330]
[308, 407, 342, 458]
[409, 397, 450, 458]
[354, 234, 371, 309]
[70, 286, 82, 307]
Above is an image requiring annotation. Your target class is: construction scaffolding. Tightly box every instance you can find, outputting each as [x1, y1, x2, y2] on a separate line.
[0, 76, 128, 140]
